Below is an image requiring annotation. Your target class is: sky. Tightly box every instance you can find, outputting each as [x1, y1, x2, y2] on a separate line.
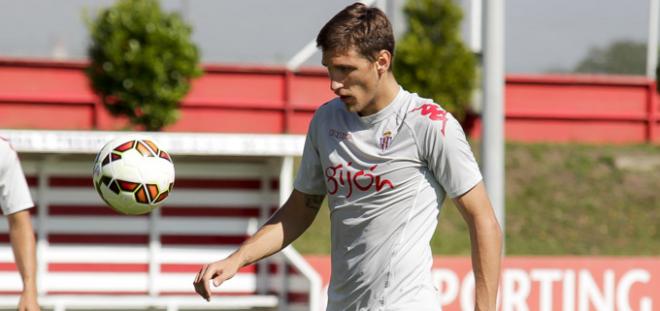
[0, 0, 655, 74]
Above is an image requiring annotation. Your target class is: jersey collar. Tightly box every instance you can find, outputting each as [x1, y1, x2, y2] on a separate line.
[356, 86, 405, 125]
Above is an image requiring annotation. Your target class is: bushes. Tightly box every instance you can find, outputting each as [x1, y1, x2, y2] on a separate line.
[86, 0, 202, 131]
[394, 0, 476, 123]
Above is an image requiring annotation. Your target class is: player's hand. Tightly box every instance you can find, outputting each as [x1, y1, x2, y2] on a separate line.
[18, 290, 40, 311]
[193, 257, 241, 302]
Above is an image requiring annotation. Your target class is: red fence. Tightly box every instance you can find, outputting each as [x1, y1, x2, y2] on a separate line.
[0, 59, 333, 134]
[470, 75, 660, 144]
[1, 58, 658, 143]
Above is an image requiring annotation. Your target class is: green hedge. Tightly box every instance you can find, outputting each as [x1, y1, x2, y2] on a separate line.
[86, 0, 202, 131]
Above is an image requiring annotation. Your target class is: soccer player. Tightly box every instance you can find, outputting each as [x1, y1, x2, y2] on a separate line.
[0, 138, 40, 311]
[194, 3, 502, 310]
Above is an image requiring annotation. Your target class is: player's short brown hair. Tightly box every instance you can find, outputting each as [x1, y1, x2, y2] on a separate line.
[316, 2, 395, 62]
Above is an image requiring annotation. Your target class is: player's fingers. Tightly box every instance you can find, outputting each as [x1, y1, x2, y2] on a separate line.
[194, 278, 209, 301]
[193, 273, 204, 298]
[212, 274, 224, 287]
[193, 273, 202, 294]
[201, 265, 219, 301]
[193, 284, 205, 300]
[193, 281, 204, 299]
[193, 265, 209, 299]
[212, 269, 234, 287]
[193, 269, 202, 285]
[195, 264, 208, 284]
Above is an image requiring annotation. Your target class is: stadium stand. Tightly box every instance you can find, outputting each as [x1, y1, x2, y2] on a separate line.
[0, 130, 320, 311]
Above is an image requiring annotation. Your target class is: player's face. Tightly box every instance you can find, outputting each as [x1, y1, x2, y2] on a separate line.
[322, 47, 381, 116]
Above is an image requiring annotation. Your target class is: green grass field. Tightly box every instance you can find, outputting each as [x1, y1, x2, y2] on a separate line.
[292, 142, 660, 255]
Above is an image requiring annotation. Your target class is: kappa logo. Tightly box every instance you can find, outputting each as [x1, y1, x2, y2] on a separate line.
[329, 129, 351, 141]
[379, 130, 393, 151]
[411, 103, 448, 135]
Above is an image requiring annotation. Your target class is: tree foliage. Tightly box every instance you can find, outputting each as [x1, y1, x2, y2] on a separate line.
[573, 40, 646, 75]
[86, 0, 202, 131]
[393, 0, 476, 122]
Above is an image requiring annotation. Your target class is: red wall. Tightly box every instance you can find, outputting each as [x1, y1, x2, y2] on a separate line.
[470, 75, 660, 144]
[1, 59, 658, 143]
[0, 59, 334, 134]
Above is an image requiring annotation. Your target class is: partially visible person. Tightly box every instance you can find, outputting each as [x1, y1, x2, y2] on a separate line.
[1, 138, 40, 311]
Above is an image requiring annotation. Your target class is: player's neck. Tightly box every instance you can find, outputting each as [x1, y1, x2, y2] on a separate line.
[359, 74, 399, 117]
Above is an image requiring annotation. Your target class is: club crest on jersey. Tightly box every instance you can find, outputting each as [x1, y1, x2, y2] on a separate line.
[379, 130, 393, 151]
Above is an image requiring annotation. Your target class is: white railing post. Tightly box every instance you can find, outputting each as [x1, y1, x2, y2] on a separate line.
[282, 247, 323, 311]
[646, 0, 659, 79]
[279, 156, 294, 206]
[148, 207, 161, 297]
[277, 256, 288, 311]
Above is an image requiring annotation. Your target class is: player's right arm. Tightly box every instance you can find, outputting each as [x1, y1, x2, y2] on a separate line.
[8, 210, 40, 311]
[193, 189, 324, 301]
[1, 140, 40, 310]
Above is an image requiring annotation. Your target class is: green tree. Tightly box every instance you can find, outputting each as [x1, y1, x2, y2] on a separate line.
[394, 0, 476, 123]
[574, 40, 646, 75]
[86, 0, 202, 131]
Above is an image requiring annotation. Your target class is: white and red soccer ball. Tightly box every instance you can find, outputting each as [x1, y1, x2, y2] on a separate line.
[93, 135, 175, 215]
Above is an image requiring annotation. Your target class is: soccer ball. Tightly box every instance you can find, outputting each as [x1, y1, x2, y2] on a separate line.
[93, 135, 175, 215]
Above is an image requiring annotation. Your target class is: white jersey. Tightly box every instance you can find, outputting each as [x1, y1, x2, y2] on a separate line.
[0, 138, 34, 215]
[294, 87, 482, 311]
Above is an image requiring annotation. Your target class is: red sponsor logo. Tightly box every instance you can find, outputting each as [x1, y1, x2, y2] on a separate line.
[324, 162, 394, 198]
[411, 103, 448, 135]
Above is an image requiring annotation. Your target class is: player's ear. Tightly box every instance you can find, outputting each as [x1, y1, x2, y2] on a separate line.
[375, 50, 391, 75]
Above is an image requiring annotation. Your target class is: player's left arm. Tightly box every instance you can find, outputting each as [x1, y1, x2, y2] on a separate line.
[453, 181, 502, 311]
[8, 209, 40, 311]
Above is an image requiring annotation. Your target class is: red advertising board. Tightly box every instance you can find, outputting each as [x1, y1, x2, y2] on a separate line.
[304, 256, 659, 311]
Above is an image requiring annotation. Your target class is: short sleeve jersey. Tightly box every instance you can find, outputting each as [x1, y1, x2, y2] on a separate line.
[0, 139, 34, 215]
[294, 87, 482, 311]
